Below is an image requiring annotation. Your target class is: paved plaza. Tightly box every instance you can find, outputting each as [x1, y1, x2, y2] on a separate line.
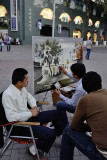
[0, 44, 107, 160]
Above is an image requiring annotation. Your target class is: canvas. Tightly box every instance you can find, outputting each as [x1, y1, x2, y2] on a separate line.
[32, 37, 83, 94]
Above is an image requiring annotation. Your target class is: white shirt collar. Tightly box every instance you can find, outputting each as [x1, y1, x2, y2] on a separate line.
[10, 84, 22, 96]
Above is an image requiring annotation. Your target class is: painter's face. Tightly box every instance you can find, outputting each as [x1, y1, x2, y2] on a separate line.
[21, 74, 29, 87]
[72, 72, 78, 79]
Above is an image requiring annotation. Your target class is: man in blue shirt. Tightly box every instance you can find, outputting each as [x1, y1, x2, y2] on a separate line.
[5, 34, 11, 51]
[55, 63, 86, 124]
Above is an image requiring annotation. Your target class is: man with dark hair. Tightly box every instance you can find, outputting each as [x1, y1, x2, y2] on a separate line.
[86, 37, 92, 60]
[12, 68, 28, 84]
[2, 68, 67, 160]
[5, 34, 11, 51]
[60, 71, 107, 160]
[55, 63, 86, 124]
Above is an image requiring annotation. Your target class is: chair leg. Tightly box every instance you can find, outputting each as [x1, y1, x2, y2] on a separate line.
[0, 125, 14, 157]
[30, 126, 40, 160]
[0, 139, 12, 157]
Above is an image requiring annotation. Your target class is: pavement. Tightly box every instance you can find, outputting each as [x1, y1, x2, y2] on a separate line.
[0, 44, 107, 160]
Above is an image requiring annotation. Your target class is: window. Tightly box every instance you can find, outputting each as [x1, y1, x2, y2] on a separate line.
[59, 13, 71, 22]
[40, 8, 53, 20]
[0, 5, 7, 17]
[88, 19, 93, 26]
[74, 16, 83, 25]
[95, 21, 100, 28]
[87, 31, 91, 39]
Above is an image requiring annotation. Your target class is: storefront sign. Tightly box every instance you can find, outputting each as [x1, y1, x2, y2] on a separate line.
[10, 0, 18, 31]
[28, 8, 32, 31]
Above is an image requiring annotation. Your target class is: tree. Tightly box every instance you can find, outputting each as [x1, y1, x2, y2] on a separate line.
[83, 0, 91, 40]
[94, 0, 107, 41]
[35, 39, 63, 76]
[83, 0, 107, 41]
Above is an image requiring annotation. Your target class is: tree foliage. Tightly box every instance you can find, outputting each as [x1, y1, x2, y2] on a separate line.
[35, 39, 63, 76]
[94, 0, 107, 14]
[40, 39, 62, 56]
[94, 0, 107, 40]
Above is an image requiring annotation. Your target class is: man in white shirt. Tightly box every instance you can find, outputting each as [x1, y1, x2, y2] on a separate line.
[86, 37, 92, 60]
[55, 63, 86, 124]
[2, 68, 67, 160]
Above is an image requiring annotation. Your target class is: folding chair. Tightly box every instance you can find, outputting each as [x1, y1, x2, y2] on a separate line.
[0, 92, 40, 160]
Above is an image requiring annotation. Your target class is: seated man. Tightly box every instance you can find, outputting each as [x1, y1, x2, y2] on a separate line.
[60, 71, 107, 160]
[2, 68, 67, 160]
[55, 63, 87, 124]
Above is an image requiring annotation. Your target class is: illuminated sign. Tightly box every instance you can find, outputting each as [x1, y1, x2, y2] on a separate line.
[40, 8, 53, 20]
[59, 13, 71, 22]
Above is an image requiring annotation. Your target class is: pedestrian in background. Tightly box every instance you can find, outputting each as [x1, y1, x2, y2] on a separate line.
[0, 36, 3, 52]
[86, 37, 92, 60]
[5, 34, 11, 51]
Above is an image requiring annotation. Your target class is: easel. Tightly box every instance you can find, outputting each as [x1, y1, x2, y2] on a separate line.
[37, 91, 50, 111]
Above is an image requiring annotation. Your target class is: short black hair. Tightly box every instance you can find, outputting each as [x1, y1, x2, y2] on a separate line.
[82, 71, 102, 93]
[70, 63, 86, 78]
[12, 68, 28, 85]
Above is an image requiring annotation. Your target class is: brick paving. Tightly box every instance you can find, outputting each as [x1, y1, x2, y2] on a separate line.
[0, 44, 107, 160]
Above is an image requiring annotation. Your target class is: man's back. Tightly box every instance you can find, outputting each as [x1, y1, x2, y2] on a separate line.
[76, 89, 107, 150]
[86, 40, 92, 49]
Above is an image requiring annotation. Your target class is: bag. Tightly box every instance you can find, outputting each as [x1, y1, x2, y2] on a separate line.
[52, 91, 61, 106]
[52, 89, 74, 106]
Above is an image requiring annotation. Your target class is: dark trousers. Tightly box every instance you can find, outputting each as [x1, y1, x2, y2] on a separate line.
[7, 43, 11, 51]
[60, 126, 107, 160]
[56, 101, 76, 125]
[0, 43, 2, 52]
[86, 49, 91, 59]
[11, 110, 67, 153]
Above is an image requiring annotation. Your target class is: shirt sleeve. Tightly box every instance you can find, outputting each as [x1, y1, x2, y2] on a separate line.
[70, 97, 88, 131]
[27, 91, 37, 108]
[66, 72, 77, 82]
[59, 89, 83, 106]
[2, 94, 32, 122]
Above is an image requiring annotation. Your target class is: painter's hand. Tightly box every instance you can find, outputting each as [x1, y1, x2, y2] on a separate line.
[55, 88, 61, 96]
[59, 66, 67, 75]
[31, 107, 39, 117]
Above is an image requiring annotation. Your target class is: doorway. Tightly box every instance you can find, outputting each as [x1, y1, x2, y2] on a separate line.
[59, 27, 70, 37]
[87, 31, 91, 40]
[40, 25, 52, 36]
[73, 30, 81, 38]
[94, 33, 98, 42]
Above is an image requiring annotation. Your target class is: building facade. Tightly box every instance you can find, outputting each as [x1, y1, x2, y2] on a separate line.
[0, 0, 105, 44]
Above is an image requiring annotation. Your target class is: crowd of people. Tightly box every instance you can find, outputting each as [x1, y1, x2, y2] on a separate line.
[0, 34, 11, 52]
